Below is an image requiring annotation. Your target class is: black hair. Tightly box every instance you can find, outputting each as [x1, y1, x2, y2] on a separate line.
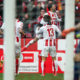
[43, 15, 51, 25]
[40, 8, 45, 11]
[37, 23, 43, 27]
[48, 0, 53, 1]
[16, 15, 20, 19]
[48, 4, 52, 10]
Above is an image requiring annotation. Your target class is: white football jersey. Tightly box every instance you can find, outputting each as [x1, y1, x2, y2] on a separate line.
[15, 19, 23, 43]
[37, 24, 61, 47]
[40, 18, 47, 26]
[41, 11, 61, 27]
[35, 27, 43, 39]
[1, 20, 23, 42]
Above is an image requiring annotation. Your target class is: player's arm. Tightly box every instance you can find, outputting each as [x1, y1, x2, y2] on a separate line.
[56, 12, 62, 22]
[63, 23, 80, 33]
[62, 23, 80, 37]
[21, 27, 43, 52]
[21, 37, 39, 52]
[19, 23, 26, 37]
[62, 27, 76, 34]
[19, 28, 26, 36]
[55, 25, 67, 37]
[36, 27, 43, 34]
[26, 37, 39, 47]
[55, 25, 62, 36]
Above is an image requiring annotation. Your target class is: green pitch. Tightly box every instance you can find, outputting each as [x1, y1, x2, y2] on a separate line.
[0, 73, 64, 80]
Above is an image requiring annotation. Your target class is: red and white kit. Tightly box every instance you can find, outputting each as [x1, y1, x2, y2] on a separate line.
[37, 24, 61, 57]
[1, 20, 23, 54]
[47, 11, 61, 26]
[40, 11, 61, 28]
[15, 19, 23, 54]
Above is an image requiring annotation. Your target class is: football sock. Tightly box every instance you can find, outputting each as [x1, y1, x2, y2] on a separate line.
[41, 61, 45, 75]
[16, 58, 19, 74]
[52, 60, 58, 73]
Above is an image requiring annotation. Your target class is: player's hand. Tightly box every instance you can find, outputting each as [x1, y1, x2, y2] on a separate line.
[21, 47, 26, 52]
[24, 33, 26, 38]
[62, 29, 70, 34]
[61, 32, 67, 37]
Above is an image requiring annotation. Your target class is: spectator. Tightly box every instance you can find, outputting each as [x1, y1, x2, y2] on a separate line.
[23, 13, 30, 33]
[0, 16, 3, 28]
[75, 31, 80, 39]
[32, 2, 43, 20]
[22, 2, 27, 13]
[74, 41, 80, 80]
[47, 0, 53, 4]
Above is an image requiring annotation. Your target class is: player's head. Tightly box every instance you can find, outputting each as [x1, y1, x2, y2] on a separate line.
[16, 15, 19, 19]
[40, 8, 45, 16]
[37, 23, 43, 27]
[43, 15, 51, 25]
[48, 3, 56, 11]
[48, 4, 53, 11]
[16, 15, 22, 21]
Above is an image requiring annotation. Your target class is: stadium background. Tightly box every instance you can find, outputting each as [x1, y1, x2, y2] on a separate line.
[0, 0, 80, 38]
[0, 0, 80, 80]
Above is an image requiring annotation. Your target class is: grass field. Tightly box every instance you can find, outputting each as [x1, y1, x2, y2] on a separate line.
[0, 73, 64, 80]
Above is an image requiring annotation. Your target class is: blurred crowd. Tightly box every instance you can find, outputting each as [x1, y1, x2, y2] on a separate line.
[0, 0, 80, 38]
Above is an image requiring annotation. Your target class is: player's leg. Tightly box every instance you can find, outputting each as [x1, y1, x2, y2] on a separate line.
[41, 56, 47, 76]
[52, 57, 58, 76]
[16, 52, 20, 75]
[15, 42, 21, 75]
[41, 47, 48, 76]
[50, 47, 58, 76]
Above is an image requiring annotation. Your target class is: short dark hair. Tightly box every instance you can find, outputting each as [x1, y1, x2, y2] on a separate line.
[43, 15, 51, 23]
[40, 8, 45, 11]
[16, 15, 20, 19]
[48, 4, 52, 10]
[48, 0, 53, 2]
[37, 23, 43, 27]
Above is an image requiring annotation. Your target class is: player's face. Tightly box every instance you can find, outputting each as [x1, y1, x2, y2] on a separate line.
[52, 5, 56, 11]
[48, 1, 53, 4]
[41, 10, 45, 16]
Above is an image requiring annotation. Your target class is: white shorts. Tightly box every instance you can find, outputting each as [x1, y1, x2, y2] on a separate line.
[15, 42, 21, 54]
[41, 46, 56, 57]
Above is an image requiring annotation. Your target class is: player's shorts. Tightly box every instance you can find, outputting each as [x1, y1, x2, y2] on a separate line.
[41, 46, 56, 57]
[15, 42, 21, 55]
